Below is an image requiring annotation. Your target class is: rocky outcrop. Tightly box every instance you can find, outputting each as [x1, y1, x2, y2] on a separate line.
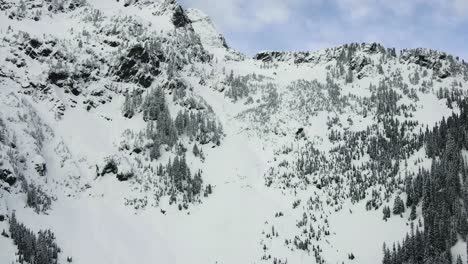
[0, 169, 16, 186]
[117, 172, 134, 181]
[172, 4, 191, 28]
[254, 51, 285, 63]
[349, 55, 370, 72]
[254, 43, 394, 65]
[34, 163, 47, 177]
[400, 48, 466, 79]
[111, 44, 163, 88]
[154, 0, 192, 29]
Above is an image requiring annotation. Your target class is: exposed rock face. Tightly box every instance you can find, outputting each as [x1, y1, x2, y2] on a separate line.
[48, 71, 69, 87]
[117, 172, 134, 181]
[154, 0, 192, 28]
[349, 55, 370, 73]
[35, 163, 47, 177]
[254, 43, 395, 65]
[400, 48, 458, 79]
[254, 51, 283, 63]
[295, 128, 305, 139]
[101, 160, 118, 176]
[186, 8, 232, 52]
[0, 169, 16, 186]
[112, 44, 163, 88]
[172, 4, 191, 28]
[0, 0, 13, 11]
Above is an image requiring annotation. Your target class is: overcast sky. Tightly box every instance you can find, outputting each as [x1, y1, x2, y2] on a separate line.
[179, 0, 468, 60]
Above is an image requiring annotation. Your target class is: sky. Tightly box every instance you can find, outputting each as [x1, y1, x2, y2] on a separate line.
[179, 0, 468, 60]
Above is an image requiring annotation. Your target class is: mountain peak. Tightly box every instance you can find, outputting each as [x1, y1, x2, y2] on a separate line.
[186, 8, 228, 50]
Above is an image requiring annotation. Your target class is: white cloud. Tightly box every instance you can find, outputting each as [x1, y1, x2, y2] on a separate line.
[180, 0, 468, 60]
[255, 4, 290, 24]
[331, 0, 468, 23]
[454, 0, 468, 17]
[180, 0, 309, 32]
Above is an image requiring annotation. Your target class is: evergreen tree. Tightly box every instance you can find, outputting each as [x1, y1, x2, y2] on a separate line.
[393, 196, 405, 215]
[410, 204, 417, 221]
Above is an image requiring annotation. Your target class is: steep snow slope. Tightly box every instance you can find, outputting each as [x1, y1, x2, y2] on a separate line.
[1, 1, 468, 264]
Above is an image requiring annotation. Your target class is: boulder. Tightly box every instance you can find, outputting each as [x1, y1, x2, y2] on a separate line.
[48, 71, 69, 87]
[0, 169, 16, 186]
[295, 128, 305, 139]
[117, 172, 134, 181]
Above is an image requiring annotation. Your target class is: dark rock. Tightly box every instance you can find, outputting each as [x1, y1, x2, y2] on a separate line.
[0, 169, 16, 186]
[219, 35, 229, 49]
[112, 44, 162, 88]
[35, 163, 47, 176]
[138, 75, 154, 88]
[349, 56, 370, 72]
[368, 43, 378, 53]
[294, 53, 313, 64]
[128, 45, 148, 62]
[295, 128, 305, 139]
[70, 87, 81, 96]
[164, 78, 186, 90]
[103, 39, 120, 47]
[133, 148, 142, 154]
[0, 215, 4, 221]
[29, 38, 42, 49]
[25, 46, 38, 59]
[123, 0, 139, 7]
[172, 5, 191, 28]
[254, 52, 270, 62]
[116, 172, 133, 181]
[254, 51, 282, 63]
[438, 71, 450, 79]
[0, 0, 12, 11]
[48, 71, 69, 86]
[39, 48, 53, 57]
[90, 90, 104, 97]
[119, 59, 138, 78]
[101, 160, 118, 176]
[415, 55, 432, 68]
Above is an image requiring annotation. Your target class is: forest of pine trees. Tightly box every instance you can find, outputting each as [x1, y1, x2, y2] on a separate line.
[122, 86, 223, 160]
[156, 154, 210, 208]
[383, 99, 468, 264]
[8, 213, 62, 264]
[26, 183, 52, 214]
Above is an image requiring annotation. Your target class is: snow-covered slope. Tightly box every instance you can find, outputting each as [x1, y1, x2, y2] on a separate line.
[1, 1, 468, 264]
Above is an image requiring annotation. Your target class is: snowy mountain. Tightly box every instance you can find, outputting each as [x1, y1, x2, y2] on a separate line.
[1, 1, 468, 264]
